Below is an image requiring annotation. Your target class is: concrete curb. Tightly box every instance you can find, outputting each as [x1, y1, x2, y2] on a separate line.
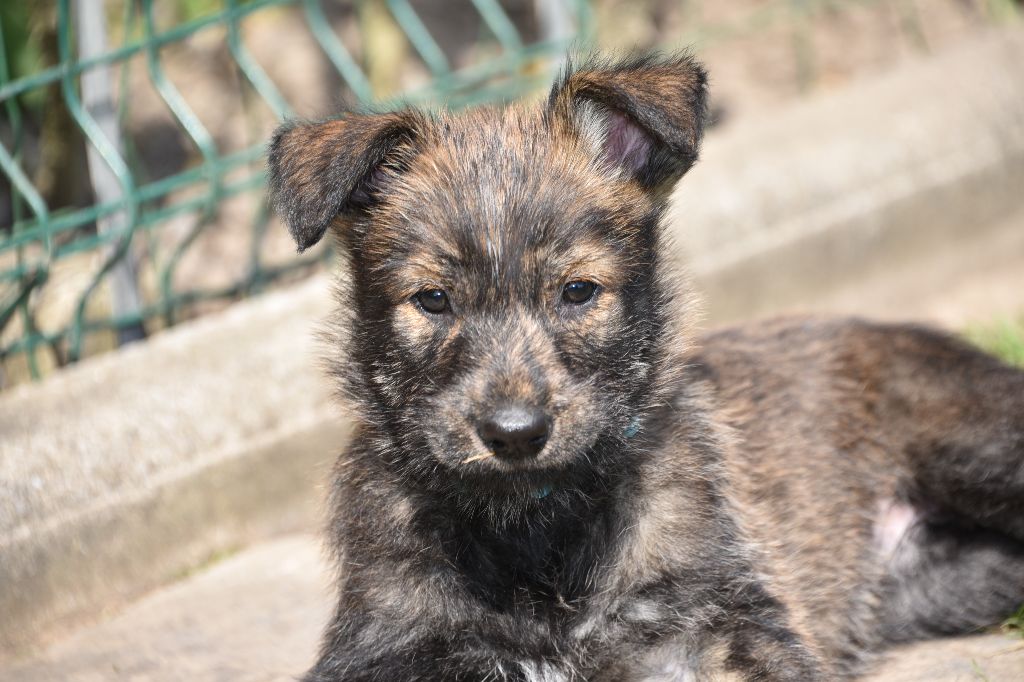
[1, 278, 344, 656]
[674, 27, 1024, 322]
[2, 26, 1023, 659]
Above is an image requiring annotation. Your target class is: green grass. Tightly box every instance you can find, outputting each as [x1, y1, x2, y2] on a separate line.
[966, 316, 1024, 367]
[171, 544, 240, 582]
[1004, 604, 1024, 639]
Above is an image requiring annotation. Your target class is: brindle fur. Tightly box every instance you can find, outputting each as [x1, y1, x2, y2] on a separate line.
[267, 53, 1024, 681]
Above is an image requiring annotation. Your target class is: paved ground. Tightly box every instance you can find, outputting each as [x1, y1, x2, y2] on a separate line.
[865, 636, 1024, 682]
[5, 533, 1021, 681]
[4, 535, 330, 682]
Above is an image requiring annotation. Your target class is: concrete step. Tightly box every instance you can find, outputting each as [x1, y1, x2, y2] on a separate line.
[3, 535, 330, 682]
[3, 533, 1020, 681]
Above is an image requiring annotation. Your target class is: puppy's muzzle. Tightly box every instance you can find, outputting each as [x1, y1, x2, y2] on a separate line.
[477, 405, 549, 460]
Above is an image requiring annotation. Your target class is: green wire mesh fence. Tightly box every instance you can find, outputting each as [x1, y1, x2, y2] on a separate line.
[0, 0, 1016, 386]
[0, 0, 593, 383]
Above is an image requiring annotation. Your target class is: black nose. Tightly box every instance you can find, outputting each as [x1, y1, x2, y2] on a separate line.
[477, 405, 549, 460]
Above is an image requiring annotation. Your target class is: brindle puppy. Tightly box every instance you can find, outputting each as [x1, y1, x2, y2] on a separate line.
[268, 54, 1024, 681]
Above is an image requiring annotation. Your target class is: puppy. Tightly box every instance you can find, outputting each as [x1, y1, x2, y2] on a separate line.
[268, 53, 1024, 681]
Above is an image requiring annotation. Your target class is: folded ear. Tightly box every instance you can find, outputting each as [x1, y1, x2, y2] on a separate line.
[548, 53, 708, 195]
[268, 111, 427, 252]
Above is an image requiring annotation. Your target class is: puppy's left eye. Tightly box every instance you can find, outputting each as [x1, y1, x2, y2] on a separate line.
[415, 289, 450, 314]
[562, 280, 598, 305]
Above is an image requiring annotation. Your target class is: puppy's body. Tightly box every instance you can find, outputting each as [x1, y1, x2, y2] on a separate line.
[696, 319, 1024, 670]
[269, 54, 1024, 680]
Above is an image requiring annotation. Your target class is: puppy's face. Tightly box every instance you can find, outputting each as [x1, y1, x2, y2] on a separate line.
[352, 110, 661, 490]
[269, 55, 708, 499]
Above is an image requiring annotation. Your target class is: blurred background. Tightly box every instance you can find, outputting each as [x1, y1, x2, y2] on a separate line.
[1, 1, 1023, 680]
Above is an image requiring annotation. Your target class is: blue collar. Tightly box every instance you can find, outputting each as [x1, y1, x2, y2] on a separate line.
[623, 416, 642, 439]
[532, 484, 553, 499]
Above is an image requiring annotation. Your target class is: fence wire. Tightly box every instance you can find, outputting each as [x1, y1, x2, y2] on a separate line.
[0, 0, 592, 383]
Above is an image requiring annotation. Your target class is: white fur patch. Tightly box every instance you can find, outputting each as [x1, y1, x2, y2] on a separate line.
[620, 598, 666, 624]
[633, 642, 699, 682]
[519, 660, 571, 682]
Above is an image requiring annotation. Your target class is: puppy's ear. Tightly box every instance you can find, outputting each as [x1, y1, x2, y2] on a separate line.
[268, 111, 427, 252]
[548, 53, 708, 195]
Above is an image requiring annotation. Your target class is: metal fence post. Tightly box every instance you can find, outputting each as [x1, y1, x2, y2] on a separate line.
[73, 0, 146, 345]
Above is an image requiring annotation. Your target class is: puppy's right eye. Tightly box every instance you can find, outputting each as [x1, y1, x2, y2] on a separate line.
[562, 280, 597, 305]
[415, 289, 450, 314]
